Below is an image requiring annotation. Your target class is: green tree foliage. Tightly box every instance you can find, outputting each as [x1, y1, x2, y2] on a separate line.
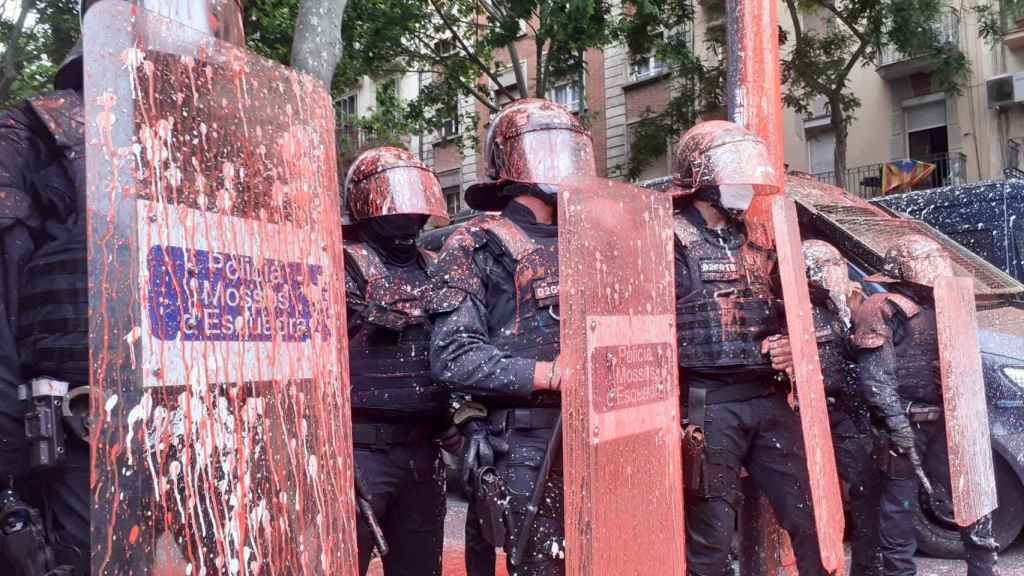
[1, 0, 79, 106]
[781, 0, 968, 187]
[337, 0, 628, 149]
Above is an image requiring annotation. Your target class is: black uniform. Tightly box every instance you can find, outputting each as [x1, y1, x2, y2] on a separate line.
[345, 239, 447, 576]
[0, 90, 90, 574]
[673, 205, 826, 576]
[430, 201, 562, 576]
[811, 297, 881, 576]
[851, 291, 999, 576]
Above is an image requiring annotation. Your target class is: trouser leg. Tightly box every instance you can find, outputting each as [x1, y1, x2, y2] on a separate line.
[42, 437, 90, 575]
[746, 395, 826, 576]
[685, 401, 747, 576]
[877, 475, 917, 576]
[379, 443, 446, 576]
[831, 410, 881, 576]
[465, 503, 497, 576]
[498, 426, 564, 576]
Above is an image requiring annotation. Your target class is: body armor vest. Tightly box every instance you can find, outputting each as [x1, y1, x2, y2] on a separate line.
[673, 213, 783, 369]
[474, 216, 561, 407]
[17, 91, 89, 386]
[345, 241, 442, 417]
[812, 303, 853, 398]
[885, 294, 941, 404]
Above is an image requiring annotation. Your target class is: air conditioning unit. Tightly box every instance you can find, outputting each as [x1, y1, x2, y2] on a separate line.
[987, 72, 1024, 108]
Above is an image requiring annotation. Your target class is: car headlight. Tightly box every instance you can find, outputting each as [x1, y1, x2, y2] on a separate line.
[1004, 366, 1024, 390]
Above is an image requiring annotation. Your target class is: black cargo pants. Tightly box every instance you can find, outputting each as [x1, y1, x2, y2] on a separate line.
[829, 404, 882, 576]
[355, 440, 446, 576]
[495, 412, 563, 576]
[685, 392, 828, 576]
[876, 420, 999, 576]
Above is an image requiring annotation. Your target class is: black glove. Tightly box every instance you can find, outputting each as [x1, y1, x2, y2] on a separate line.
[889, 425, 916, 455]
[460, 419, 495, 495]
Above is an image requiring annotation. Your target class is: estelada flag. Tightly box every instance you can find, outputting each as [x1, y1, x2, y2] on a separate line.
[881, 159, 936, 194]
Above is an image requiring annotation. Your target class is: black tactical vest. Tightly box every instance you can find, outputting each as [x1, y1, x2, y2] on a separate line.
[886, 294, 942, 404]
[17, 91, 89, 386]
[812, 303, 854, 398]
[345, 241, 443, 417]
[673, 213, 783, 369]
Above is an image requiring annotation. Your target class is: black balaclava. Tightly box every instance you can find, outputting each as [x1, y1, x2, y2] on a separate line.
[361, 214, 428, 266]
[503, 183, 559, 229]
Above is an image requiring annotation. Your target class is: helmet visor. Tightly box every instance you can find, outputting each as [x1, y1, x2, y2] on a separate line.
[498, 128, 597, 185]
[695, 139, 778, 189]
[348, 166, 450, 226]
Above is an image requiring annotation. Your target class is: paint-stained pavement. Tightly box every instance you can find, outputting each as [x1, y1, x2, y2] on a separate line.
[369, 497, 1024, 575]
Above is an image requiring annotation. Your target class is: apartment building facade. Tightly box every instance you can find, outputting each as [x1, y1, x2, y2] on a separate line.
[782, 1, 1024, 197]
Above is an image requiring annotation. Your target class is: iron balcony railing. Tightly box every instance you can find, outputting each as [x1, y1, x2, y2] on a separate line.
[877, 9, 960, 67]
[811, 151, 968, 198]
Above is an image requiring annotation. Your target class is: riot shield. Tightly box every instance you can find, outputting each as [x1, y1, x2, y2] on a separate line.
[743, 195, 847, 575]
[933, 276, 998, 526]
[83, 2, 358, 573]
[558, 177, 685, 575]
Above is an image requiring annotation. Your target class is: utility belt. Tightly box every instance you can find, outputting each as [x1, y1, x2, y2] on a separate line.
[490, 407, 561, 432]
[351, 420, 435, 449]
[18, 377, 90, 471]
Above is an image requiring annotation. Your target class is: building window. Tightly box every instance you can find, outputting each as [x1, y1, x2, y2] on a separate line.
[444, 186, 461, 216]
[629, 51, 666, 82]
[381, 78, 399, 99]
[338, 94, 357, 118]
[548, 81, 582, 112]
[435, 37, 457, 57]
[440, 110, 460, 139]
[627, 123, 670, 182]
[807, 130, 836, 176]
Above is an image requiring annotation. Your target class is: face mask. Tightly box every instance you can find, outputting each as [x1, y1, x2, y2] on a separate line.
[362, 215, 427, 264]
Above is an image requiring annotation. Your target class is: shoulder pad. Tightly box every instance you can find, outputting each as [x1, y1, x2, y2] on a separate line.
[426, 224, 487, 313]
[27, 90, 83, 149]
[419, 248, 438, 268]
[343, 241, 388, 287]
[743, 220, 773, 249]
[473, 215, 538, 262]
[884, 293, 921, 319]
[672, 213, 702, 247]
[851, 293, 896, 350]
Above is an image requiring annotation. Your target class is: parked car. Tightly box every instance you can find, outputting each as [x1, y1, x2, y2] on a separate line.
[872, 180, 1024, 283]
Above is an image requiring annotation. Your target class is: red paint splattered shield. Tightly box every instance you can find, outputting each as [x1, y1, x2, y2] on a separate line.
[83, 2, 358, 573]
[557, 177, 685, 575]
[933, 276, 998, 526]
[744, 194, 846, 575]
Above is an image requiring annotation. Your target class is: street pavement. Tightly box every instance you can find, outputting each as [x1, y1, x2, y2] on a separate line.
[368, 496, 1024, 575]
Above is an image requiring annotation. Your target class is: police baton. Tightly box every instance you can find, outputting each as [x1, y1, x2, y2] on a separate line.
[909, 448, 956, 525]
[510, 414, 562, 566]
[354, 468, 389, 556]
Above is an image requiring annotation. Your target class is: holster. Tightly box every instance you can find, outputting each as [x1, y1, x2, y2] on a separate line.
[682, 387, 707, 491]
[0, 488, 77, 576]
[472, 467, 508, 547]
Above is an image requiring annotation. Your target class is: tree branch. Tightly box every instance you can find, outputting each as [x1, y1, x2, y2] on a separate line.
[805, 0, 869, 46]
[0, 0, 37, 102]
[782, 0, 834, 96]
[506, 41, 529, 99]
[428, 0, 515, 103]
[290, 0, 346, 87]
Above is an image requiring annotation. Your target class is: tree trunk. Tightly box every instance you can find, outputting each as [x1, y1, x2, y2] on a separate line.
[829, 96, 848, 190]
[290, 0, 346, 88]
[0, 0, 37, 103]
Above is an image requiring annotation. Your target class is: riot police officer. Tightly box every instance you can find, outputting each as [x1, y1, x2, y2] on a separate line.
[669, 121, 827, 576]
[343, 146, 452, 576]
[850, 234, 999, 576]
[429, 98, 593, 576]
[802, 239, 881, 576]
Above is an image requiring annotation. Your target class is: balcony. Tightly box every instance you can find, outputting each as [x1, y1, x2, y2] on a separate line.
[877, 9, 960, 79]
[1002, 6, 1024, 50]
[811, 151, 968, 198]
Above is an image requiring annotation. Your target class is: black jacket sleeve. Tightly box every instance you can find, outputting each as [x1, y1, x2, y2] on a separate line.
[853, 304, 910, 431]
[428, 228, 536, 399]
[0, 102, 46, 475]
